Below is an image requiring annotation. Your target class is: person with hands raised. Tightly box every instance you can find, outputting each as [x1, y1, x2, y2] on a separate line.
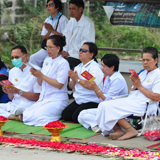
[61, 42, 103, 123]
[0, 46, 41, 121]
[78, 54, 128, 133]
[95, 47, 160, 140]
[22, 35, 70, 126]
[30, 0, 68, 67]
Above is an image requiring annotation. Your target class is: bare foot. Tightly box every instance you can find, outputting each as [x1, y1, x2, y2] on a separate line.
[109, 129, 125, 140]
[118, 128, 138, 140]
[8, 114, 20, 121]
[19, 114, 23, 122]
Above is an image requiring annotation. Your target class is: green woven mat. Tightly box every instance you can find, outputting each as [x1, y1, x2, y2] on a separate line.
[2, 120, 99, 139]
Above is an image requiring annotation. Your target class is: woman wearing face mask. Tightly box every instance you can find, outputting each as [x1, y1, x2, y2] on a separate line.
[22, 35, 70, 126]
[61, 42, 104, 123]
[0, 57, 10, 103]
[0, 46, 41, 120]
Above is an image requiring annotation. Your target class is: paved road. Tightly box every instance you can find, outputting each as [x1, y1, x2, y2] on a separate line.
[0, 145, 114, 160]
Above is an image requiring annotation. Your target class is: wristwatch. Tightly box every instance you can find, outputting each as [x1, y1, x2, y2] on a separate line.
[77, 79, 80, 83]
[19, 90, 23, 96]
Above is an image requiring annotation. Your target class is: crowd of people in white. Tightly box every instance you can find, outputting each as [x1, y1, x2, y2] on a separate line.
[0, 0, 160, 141]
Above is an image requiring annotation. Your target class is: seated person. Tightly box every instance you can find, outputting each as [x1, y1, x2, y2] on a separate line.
[22, 35, 70, 126]
[62, 0, 95, 70]
[0, 46, 41, 120]
[61, 42, 104, 123]
[29, 0, 68, 67]
[96, 47, 160, 140]
[0, 57, 10, 103]
[78, 54, 128, 132]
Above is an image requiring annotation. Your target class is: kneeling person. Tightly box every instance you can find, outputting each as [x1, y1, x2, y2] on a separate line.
[0, 46, 41, 120]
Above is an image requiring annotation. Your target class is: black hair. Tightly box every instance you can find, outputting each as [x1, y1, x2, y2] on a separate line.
[47, 35, 66, 52]
[11, 46, 27, 55]
[101, 54, 119, 71]
[0, 57, 7, 69]
[83, 42, 98, 62]
[142, 47, 159, 67]
[69, 0, 84, 9]
[47, 0, 62, 12]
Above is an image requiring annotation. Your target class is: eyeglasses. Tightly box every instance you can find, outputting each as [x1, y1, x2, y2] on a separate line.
[45, 46, 56, 50]
[79, 48, 89, 53]
[11, 56, 21, 60]
[46, 3, 54, 8]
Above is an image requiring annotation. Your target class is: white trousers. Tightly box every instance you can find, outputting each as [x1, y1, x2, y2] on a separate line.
[29, 49, 48, 67]
[78, 108, 98, 129]
[23, 99, 69, 126]
[0, 101, 31, 118]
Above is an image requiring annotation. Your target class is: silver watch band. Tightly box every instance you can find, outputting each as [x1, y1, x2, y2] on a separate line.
[19, 90, 23, 96]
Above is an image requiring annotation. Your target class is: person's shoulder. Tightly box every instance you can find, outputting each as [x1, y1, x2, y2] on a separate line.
[44, 16, 50, 22]
[90, 61, 101, 67]
[67, 17, 75, 23]
[61, 15, 68, 21]
[82, 14, 94, 23]
[9, 67, 18, 72]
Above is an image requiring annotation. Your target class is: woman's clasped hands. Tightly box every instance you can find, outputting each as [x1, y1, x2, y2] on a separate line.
[130, 74, 142, 89]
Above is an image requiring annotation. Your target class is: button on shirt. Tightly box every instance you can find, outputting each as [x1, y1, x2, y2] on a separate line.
[8, 65, 41, 111]
[38, 56, 70, 102]
[101, 71, 128, 102]
[73, 60, 103, 104]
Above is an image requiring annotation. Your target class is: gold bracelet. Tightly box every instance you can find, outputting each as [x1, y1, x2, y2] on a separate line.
[97, 90, 101, 94]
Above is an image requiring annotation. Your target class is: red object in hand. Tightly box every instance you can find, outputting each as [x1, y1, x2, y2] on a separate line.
[144, 130, 160, 141]
[0, 116, 9, 121]
[129, 69, 140, 80]
[44, 121, 66, 128]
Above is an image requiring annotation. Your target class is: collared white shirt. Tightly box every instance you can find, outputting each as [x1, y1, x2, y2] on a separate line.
[63, 14, 95, 59]
[38, 55, 70, 102]
[41, 12, 68, 37]
[8, 65, 41, 107]
[73, 60, 103, 104]
[101, 71, 128, 102]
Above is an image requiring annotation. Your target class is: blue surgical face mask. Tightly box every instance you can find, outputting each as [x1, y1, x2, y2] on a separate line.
[12, 58, 24, 68]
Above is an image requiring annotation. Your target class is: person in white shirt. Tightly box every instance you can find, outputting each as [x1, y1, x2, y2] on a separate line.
[61, 42, 103, 122]
[96, 47, 160, 140]
[78, 54, 128, 132]
[62, 0, 95, 70]
[23, 35, 70, 126]
[0, 46, 41, 120]
[29, 0, 68, 67]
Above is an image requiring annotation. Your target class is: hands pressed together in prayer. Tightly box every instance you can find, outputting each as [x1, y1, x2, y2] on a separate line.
[68, 70, 79, 82]
[44, 23, 54, 33]
[68, 70, 97, 90]
[130, 74, 142, 89]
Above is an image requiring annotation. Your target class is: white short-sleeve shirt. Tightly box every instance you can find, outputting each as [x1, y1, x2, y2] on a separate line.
[41, 12, 68, 37]
[101, 71, 128, 102]
[8, 65, 41, 107]
[38, 55, 70, 102]
[73, 60, 103, 104]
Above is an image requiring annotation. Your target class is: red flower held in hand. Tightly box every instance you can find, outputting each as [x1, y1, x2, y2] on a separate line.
[44, 121, 66, 128]
[0, 116, 9, 121]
